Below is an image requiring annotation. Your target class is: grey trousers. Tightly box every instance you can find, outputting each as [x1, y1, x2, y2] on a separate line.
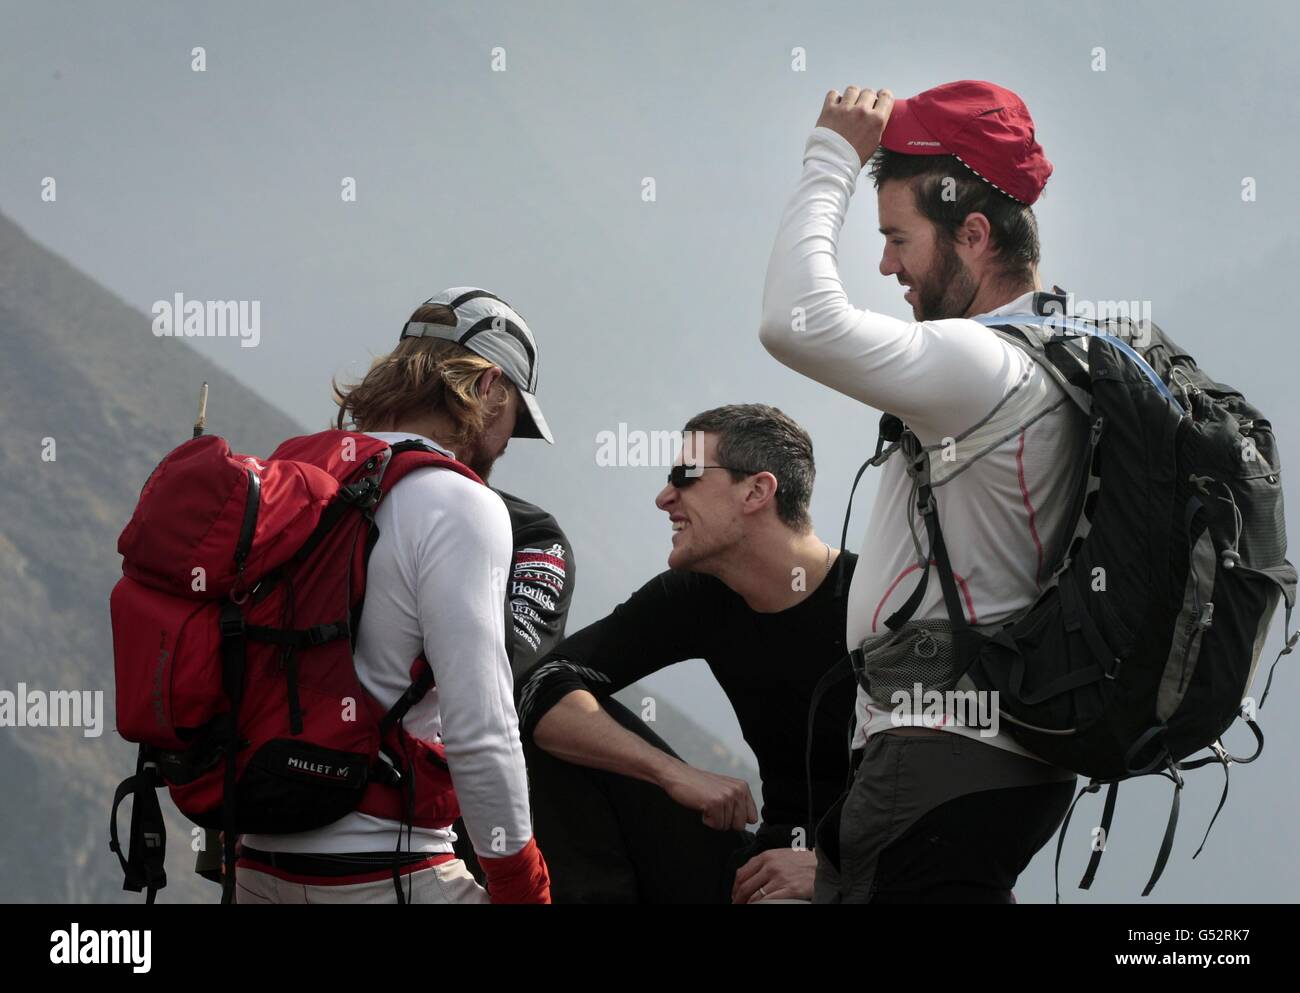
[813, 732, 1077, 904]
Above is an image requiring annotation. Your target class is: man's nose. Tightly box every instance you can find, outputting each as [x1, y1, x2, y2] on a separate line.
[880, 250, 899, 278]
[655, 482, 676, 511]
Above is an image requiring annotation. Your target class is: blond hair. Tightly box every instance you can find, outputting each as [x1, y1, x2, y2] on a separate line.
[333, 310, 510, 449]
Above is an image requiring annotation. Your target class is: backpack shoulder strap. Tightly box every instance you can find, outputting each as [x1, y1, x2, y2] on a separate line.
[974, 313, 1186, 415]
[987, 322, 1093, 417]
[108, 747, 168, 903]
[380, 439, 484, 495]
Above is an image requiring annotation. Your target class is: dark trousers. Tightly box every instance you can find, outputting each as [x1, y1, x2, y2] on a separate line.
[814, 732, 1076, 903]
[457, 698, 757, 903]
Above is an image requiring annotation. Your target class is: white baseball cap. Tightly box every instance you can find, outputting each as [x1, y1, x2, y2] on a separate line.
[401, 287, 553, 444]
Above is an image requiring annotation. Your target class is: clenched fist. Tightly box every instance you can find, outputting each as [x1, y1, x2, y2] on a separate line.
[815, 86, 895, 168]
[660, 762, 759, 832]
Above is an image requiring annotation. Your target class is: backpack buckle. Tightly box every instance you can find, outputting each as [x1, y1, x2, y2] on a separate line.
[371, 755, 402, 788]
[306, 621, 347, 646]
[219, 606, 245, 639]
[374, 745, 406, 787]
[1198, 603, 1215, 629]
[340, 477, 381, 509]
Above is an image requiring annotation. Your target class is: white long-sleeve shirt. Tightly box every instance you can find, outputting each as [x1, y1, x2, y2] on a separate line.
[760, 127, 1088, 761]
[242, 431, 534, 856]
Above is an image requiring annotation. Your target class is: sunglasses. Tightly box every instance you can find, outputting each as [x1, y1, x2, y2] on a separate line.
[666, 464, 760, 489]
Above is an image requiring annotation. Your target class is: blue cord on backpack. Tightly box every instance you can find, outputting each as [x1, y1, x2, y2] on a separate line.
[971, 313, 1184, 412]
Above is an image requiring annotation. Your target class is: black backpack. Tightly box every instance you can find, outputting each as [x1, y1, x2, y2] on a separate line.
[849, 292, 1296, 899]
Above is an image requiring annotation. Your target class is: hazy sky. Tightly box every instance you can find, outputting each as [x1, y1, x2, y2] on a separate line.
[3, 0, 1298, 901]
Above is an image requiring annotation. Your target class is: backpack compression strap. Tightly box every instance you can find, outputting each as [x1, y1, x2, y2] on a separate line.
[371, 657, 439, 904]
[217, 599, 247, 905]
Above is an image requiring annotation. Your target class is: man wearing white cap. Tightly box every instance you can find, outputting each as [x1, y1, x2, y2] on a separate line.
[399, 286, 554, 449]
[236, 287, 553, 903]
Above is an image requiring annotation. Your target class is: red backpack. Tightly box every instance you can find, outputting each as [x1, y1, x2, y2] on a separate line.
[108, 430, 482, 903]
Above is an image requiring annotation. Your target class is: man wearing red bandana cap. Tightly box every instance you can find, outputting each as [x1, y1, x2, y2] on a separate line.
[880, 80, 1053, 205]
[760, 82, 1082, 903]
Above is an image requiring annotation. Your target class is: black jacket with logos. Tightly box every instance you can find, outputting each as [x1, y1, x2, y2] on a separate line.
[494, 489, 577, 681]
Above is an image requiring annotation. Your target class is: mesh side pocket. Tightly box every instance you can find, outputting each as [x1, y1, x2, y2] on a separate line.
[858, 620, 965, 707]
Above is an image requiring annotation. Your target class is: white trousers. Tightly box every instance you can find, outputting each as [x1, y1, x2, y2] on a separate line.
[234, 858, 490, 904]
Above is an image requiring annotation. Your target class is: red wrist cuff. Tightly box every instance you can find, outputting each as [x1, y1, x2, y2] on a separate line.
[479, 836, 551, 904]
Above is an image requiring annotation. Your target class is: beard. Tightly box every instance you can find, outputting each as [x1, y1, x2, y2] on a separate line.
[459, 437, 499, 481]
[915, 235, 979, 321]
[466, 451, 497, 482]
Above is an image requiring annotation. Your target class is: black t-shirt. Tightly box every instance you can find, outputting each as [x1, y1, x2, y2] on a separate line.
[517, 553, 858, 833]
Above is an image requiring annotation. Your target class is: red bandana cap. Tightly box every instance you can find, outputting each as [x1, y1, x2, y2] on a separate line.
[880, 80, 1052, 205]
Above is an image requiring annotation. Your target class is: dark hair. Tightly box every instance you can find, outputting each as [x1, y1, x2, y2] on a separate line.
[682, 404, 815, 532]
[867, 148, 1041, 284]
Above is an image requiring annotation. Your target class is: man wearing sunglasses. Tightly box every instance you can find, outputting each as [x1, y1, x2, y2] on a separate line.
[516, 404, 857, 903]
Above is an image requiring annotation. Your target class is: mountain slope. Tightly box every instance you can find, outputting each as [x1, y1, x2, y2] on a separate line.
[0, 210, 305, 902]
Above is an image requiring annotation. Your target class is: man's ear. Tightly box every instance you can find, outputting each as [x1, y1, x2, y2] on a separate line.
[957, 211, 993, 254]
[477, 366, 505, 397]
[742, 471, 779, 517]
